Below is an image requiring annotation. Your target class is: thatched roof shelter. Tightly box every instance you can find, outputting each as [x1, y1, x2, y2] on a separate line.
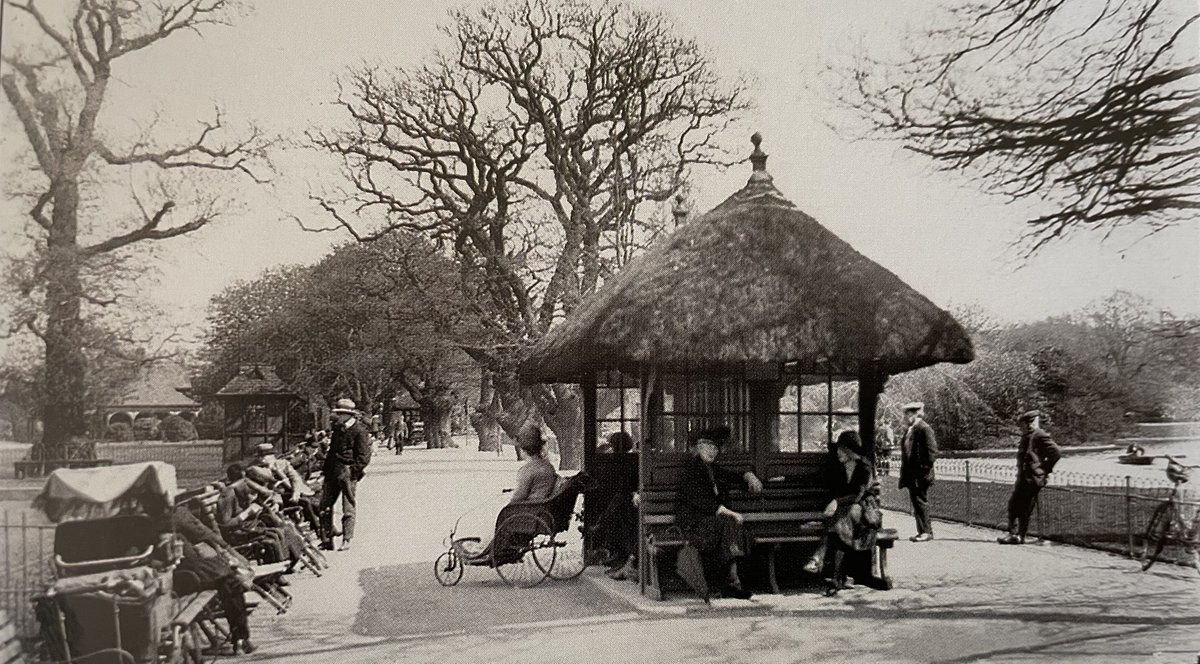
[520, 134, 973, 382]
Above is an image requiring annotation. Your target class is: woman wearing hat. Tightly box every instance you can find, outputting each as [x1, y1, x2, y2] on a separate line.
[510, 423, 559, 504]
[675, 425, 763, 599]
[807, 430, 888, 592]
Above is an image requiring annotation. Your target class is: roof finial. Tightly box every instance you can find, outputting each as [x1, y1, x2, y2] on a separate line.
[750, 132, 767, 172]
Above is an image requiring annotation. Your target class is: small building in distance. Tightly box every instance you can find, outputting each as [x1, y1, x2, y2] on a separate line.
[213, 364, 308, 462]
[97, 361, 201, 436]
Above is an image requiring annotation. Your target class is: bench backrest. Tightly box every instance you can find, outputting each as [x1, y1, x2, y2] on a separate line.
[640, 455, 835, 539]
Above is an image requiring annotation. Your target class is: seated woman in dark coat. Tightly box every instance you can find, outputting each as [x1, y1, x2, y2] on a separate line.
[675, 425, 764, 599]
[807, 430, 889, 592]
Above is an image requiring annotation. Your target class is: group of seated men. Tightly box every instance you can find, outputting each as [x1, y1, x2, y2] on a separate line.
[169, 437, 334, 656]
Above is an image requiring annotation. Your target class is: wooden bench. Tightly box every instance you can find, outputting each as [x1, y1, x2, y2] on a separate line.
[641, 486, 897, 598]
[171, 590, 218, 664]
[13, 458, 112, 479]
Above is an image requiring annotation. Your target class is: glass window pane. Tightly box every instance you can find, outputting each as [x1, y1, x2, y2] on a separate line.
[776, 413, 799, 452]
[831, 380, 859, 412]
[778, 383, 799, 413]
[245, 404, 266, 433]
[623, 389, 642, 421]
[800, 414, 830, 453]
[597, 388, 622, 419]
[799, 378, 828, 412]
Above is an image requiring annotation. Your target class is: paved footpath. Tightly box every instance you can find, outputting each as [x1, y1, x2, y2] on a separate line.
[244, 443, 1200, 664]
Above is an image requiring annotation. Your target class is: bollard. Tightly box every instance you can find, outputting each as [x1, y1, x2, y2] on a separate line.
[964, 459, 972, 526]
[1124, 475, 1133, 558]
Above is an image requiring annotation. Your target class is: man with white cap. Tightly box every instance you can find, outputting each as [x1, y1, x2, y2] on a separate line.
[319, 398, 372, 551]
[898, 402, 938, 542]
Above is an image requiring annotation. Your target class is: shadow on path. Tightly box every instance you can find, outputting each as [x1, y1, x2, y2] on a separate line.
[352, 561, 629, 637]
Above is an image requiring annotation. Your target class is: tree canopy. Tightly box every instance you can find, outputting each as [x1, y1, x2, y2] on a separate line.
[201, 233, 478, 448]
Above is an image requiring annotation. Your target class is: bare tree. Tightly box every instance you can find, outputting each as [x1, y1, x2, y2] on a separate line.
[310, 0, 746, 466]
[2, 0, 269, 454]
[830, 0, 1199, 253]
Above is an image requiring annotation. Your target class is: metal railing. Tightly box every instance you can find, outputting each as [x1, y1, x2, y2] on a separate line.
[881, 459, 1195, 565]
[0, 511, 55, 639]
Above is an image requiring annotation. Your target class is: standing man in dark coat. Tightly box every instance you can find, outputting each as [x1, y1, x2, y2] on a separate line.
[898, 402, 937, 542]
[999, 410, 1060, 544]
[320, 398, 372, 551]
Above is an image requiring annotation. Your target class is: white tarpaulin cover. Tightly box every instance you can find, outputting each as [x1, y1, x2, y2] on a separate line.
[33, 462, 178, 522]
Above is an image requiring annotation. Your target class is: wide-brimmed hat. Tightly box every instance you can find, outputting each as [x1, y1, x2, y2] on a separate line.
[690, 425, 732, 447]
[1017, 410, 1041, 423]
[254, 443, 275, 455]
[902, 401, 925, 412]
[835, 429, 866, 457]
[332, 398, 357, 414]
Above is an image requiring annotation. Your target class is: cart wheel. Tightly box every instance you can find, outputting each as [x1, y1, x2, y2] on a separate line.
[434, 550, 463, 587]
[494, 512, 554, 588]
[545, 505, 587, 580]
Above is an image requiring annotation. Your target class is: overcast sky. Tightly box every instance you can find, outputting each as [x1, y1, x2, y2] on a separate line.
[2, 0, 1197, 353]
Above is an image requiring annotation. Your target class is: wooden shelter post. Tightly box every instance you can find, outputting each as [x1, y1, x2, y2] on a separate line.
[858, 370, 887, 463]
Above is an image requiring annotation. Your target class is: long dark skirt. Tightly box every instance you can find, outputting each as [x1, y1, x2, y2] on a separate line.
[682, 514, 748, 587]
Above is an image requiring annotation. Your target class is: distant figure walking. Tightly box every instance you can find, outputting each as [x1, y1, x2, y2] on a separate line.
[395, 414, 409, 456]
[898, 402, 937, 542]
[320, 398, 372, 551]
[998, 410, 1061, 545]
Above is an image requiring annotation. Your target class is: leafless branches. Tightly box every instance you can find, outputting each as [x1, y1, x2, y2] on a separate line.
[1, 0, 267, 445]
[830, 0, 1199, 254]
[312, 0, 747, 348]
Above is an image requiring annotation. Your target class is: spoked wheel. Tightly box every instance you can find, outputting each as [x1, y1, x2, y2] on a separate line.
[1139, 503, 1171, 572]
[493, 512, 555, 588]
[434, 550, 463, 587]
[545, 504, 587, 581]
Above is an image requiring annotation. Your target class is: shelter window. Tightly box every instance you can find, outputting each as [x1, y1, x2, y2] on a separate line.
[595, 371, 641, 450]
[773, 377, 859, 453]
[656, 376, 749, 454]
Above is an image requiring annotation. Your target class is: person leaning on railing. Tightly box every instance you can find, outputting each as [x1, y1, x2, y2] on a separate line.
[998, 410, 1061, 545]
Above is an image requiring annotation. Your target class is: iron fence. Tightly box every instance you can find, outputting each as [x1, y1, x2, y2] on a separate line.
[96, 441, 224, 489]
[881, 459, 1196, 566]
[0, 511, 54, 639]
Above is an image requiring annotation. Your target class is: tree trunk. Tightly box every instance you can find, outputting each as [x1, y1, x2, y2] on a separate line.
[420, 392, 455, 449]
[544, 384, 583, 471]
[471, 370, 505, 453]
[489, 375, 584, 469]
[40, 181, 90, 456]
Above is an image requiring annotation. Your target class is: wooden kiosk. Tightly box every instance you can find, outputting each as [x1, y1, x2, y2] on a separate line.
[213, 364, 308, 462]
[520, 135, 974, 597]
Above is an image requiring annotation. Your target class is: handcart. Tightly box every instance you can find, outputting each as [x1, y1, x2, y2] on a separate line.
[30, 462, 193, 664]
[434, 473, 593, 588]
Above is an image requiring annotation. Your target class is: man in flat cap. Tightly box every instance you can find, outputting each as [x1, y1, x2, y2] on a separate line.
[999, 410, 1061, 544]
[898, 402, 937, 542]
[319, 398, 372, 551]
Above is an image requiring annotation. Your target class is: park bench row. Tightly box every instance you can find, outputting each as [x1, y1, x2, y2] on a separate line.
[640, 486, 897, 598]
[166, 454, 329, 659]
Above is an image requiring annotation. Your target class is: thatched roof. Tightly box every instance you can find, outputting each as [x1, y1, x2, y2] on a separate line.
[520, 134, 974, 383]
[103, 362, 199, 410]
[215, 365, 297, 398]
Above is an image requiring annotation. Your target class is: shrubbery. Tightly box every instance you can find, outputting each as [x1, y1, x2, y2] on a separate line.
[132, 418, 158, 441]
[160, 414, 198, 442]
[105, 422, 134, 442]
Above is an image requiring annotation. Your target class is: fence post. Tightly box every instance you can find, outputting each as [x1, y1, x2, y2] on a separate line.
[1124, 475, 1133, 558]
[964, 459, 972, 526]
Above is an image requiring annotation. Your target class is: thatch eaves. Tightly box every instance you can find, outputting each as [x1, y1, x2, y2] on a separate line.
[520, 135, 974, 383]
